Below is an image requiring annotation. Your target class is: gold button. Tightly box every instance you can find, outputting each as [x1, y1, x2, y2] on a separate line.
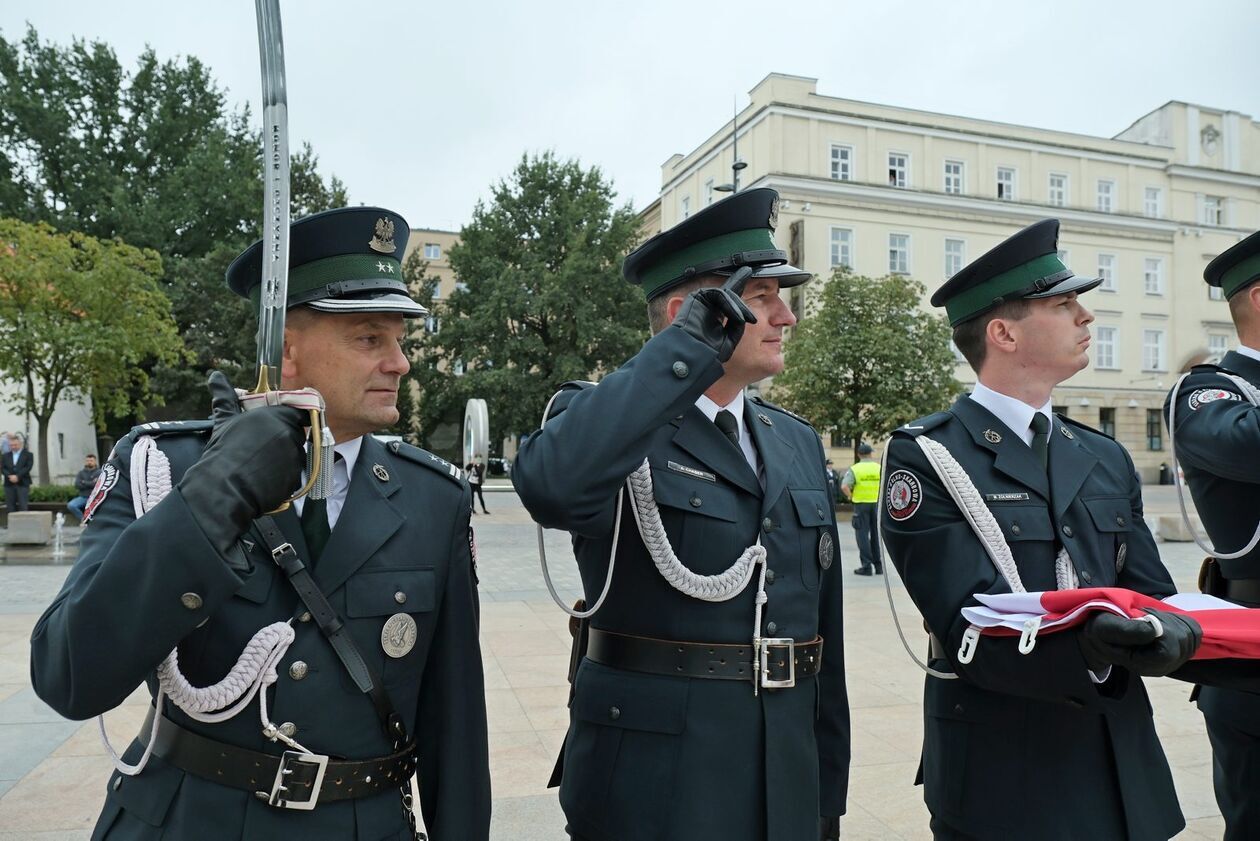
[180, 593, 203, 610]
[278, 722, 297, 738]
[288, 661, 308, 681]
[394, 591, 407, 605]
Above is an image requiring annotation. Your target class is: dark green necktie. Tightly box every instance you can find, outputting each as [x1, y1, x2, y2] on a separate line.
[300, 496, 330, 564]
[1030, 413, 1051, 470]
[714, 410, 742, 451]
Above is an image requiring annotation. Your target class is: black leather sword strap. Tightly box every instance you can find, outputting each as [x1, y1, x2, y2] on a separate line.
[255, 515, 408, 744]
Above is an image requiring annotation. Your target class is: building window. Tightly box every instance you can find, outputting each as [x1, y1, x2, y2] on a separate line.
[424, 315, 441, 334]
[1098, 253, 1117, 291]
[680, 196, 691, 220]
[1048, 173, 1068, 207]
[1208, 334, 1229, 358]
[1147, 409, 1163, 451]
[1202, 195, 1224, 226]
[830, 145, 853, 181]
[830, 227, 854, 269]
[888, 233, 910, 274]
[704, 178, 715, 206]
[1144, 187, 1163, 218]
[452, 358, 465, 376]
[1099, 407, 1116, 438]
[944, 160, 964, 194]
[57, 432, 64, 460]
[1143, 258, 1164, 295]
[1096, 180, 1115, 213]
[944, 238, 965, 279]
[1052, 404, 1069, 419]
[887, 153, 908, 188]
[1210, 285, 1225, 301]
[830, 430, 853, 449]
[996, 167, 1016, 200]
[423, 243, 441, 260]
[1094, 326, 1118, 369]
[1142, 329, 1166, 372]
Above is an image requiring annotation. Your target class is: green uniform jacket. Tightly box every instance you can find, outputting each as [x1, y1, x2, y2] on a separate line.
[29, 424, 490, 841]
[882, 397, 1184, 841]
[514, 326, 850, 841]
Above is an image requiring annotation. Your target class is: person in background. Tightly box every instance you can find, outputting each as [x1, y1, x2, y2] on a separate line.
[841, 443, 882, 575]
[66, 453, 100, 522]
[465, 459, 490, 514]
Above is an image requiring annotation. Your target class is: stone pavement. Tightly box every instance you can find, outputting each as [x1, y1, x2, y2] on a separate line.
[0, 485, 1229, 839]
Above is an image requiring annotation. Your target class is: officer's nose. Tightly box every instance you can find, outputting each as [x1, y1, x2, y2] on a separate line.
[384, 337, 410, 376]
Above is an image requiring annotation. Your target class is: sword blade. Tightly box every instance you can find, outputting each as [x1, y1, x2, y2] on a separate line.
[254, 0, 290, 392]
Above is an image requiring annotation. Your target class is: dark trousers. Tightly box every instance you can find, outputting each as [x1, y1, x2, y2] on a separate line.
[471, 483, 488, 512]
[4, 482, 29, 513]
[852, 502, 881, 570]
[1205, 710, 1260, 841]
[930, 815, 981, 840]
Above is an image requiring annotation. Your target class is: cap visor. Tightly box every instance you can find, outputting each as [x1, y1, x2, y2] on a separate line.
[1024, 273, 1102, 299]
[718, 262, 813, 287]
[303, 293, 429, 317]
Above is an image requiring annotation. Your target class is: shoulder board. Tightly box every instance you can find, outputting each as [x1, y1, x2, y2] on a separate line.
[126, 419, 214, 443]
[543, 380, 595, 422]
[749, 395, 813, 427]
[891, 411, 951, 438]
[385, 440, 465, 485]
[1060, 415, 1110, 440]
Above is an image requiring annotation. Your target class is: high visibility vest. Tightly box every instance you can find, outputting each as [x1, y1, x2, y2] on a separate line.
[850, 460, 881, 503]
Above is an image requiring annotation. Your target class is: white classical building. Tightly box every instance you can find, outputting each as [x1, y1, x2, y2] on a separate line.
[650, 74, 1260, 480]
[0, 396, 98, 485]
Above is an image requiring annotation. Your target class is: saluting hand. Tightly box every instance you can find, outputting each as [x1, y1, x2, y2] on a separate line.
[671, 266, 758, 363]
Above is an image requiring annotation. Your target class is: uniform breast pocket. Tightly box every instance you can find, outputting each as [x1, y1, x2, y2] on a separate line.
[790, 487, 834, 591]
[1082, 496, 1130, 578]
[651, 467, 742, 574]
[345, 568, 436, 687]
[989, 504, 1054, 545]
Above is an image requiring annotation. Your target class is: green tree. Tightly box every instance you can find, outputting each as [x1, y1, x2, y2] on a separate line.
[774, 269, 959, 458]
[0, 26, 347, 425]
[415, 152, 646, 456]
[0, 218, 186, 481]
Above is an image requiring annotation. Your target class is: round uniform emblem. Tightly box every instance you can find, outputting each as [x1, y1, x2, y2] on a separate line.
[818, 532, 834, 569]
[983, 429, 1002, 444]
[381, 613, 417, 658]
[372, 463, 390, 482]
[1188, 388, 1241, 411]
[885, 470, 923, 522]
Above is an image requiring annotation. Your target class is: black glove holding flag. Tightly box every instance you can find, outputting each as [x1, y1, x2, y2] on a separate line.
[1078, 608, 1203, 677]
[177, 371, 306, 555]
[671, 266, 758, 363]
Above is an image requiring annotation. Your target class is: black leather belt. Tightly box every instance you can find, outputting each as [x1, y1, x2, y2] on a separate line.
[137, 707, 417, 810]
[586, 628, 822, 690]
[1224, 578, 1260, 608]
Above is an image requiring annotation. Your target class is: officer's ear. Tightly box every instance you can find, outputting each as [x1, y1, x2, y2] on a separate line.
[985, 314, 1019, 358]
[665, 294, 688, 323]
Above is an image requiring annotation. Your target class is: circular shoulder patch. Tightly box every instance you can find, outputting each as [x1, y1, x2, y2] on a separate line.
[885, 470, 923, 522]
[83, 463, 120, 523]
[1188, 388, 1242, 411]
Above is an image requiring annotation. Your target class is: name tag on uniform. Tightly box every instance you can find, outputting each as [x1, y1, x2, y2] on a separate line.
[985, 492, 1030, 502]
[667, 461, 716, 482]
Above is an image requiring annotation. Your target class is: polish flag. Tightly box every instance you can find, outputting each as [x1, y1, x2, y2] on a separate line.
[961, 588, 1260, 660]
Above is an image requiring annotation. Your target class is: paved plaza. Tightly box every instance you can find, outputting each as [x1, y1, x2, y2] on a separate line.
[0, 485, 1231, 839]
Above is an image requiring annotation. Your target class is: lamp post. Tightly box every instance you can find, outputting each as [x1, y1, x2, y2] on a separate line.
[713, 101, 745, 194]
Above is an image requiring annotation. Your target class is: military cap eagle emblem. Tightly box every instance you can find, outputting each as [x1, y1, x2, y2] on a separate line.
[768, 197, 780, 231]
[369, 217, 396, 254]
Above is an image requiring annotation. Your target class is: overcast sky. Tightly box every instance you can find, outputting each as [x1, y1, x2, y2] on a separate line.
[4, 0, 1258, 232]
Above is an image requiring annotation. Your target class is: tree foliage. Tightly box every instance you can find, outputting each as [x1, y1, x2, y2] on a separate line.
[0, 218, 186, 481]
[0, 25, 347, 425]
[774, 269, 959, 456]
[414, 152, 646, 456]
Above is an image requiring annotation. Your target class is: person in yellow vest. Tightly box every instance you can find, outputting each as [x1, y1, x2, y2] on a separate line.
[842, 443, 882, 575]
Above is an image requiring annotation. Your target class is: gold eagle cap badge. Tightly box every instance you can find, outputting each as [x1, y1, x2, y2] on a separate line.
[369, 217, 396, 254]
[768, 197, 780, 231]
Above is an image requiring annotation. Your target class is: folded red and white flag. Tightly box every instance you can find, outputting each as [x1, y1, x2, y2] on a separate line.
[960, 588, 1259, 660]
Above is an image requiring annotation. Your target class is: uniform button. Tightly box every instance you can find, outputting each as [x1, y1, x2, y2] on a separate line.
[1080, 570, 1093, 584]
[1062, 525, 1073, 538]
[608, 706, 621, 721]
[298, 611, 312, 623]
[672, 361, 689, 379]
[180, 593, 203, 610]
[765, 569, 776, 585]
[1116, 516, 1126, 527]
[762, 517, 774, 531]
[394, 591, 407, 605]
[288, 661, 308, 681]
[278, 722, 297, 738]
[1010, 524, 1021, 536]
[953, 703, 964, 715]
[766, 621, 778, 634]
[690, 495, 702, 508]
[112, 776, 122, 791]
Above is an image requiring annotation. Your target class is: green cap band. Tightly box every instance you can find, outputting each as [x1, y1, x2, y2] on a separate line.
[640, 228, 776, 298]
[1223, 252, 1260, 298]
[946, 253, 1068, 325]
[248, 253, 402, 308]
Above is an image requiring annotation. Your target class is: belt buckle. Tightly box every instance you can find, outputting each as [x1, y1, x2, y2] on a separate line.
[758, 637, 796, 690]
[266, 750, 329, 810]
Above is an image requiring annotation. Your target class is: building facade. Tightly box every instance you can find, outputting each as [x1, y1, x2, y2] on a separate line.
[654, 74, 1260, 480]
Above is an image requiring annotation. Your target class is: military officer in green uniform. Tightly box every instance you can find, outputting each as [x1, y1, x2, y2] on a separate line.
[1164, 229, 1260, 841]
[881, 219, 1202, 841]
[514, 188, 849, 841]
[30, 207, 491, 840]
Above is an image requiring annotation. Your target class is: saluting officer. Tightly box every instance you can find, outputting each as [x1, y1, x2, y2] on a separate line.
[514, 188, 850, 841]
[1164, 229, 1260, 841]
[30, 207, 491, 840]
[881, 219, 1202, 841]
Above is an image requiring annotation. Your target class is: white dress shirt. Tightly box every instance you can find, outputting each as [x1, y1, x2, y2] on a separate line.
[694, 391, 761, 476]
[293, 435, 362, 529]
[968, 381, 1054, 447]
[1236, 344, 1260, 364]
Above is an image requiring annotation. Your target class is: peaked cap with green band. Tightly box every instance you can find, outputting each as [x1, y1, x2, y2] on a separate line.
[226, 206, 427, 317]
[623, 188, 808, 299]
[1205, 229, 1260, 299]
[931, 218, 1101, 326]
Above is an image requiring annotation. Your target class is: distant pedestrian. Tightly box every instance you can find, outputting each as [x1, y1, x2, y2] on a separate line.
[465, 459, 490, 513]
[842, 443, 882, 575]
[66, 454, 101, 522]
[2, 432, 33, 513]
[825, 459, 840, 505]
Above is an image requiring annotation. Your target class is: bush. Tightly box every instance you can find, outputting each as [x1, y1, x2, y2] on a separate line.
[30, 485, 78, 503]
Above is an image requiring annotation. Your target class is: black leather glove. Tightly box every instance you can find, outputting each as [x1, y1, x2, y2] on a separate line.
[819, 816, 840, 840]
[177, 372, 306, 554]
[670, 266, 757, 362]
[1078, 608, 1202, 677]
